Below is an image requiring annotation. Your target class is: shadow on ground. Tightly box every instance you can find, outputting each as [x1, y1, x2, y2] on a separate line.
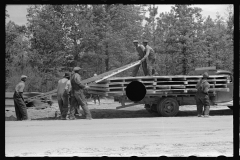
[25, 108, 233, 121]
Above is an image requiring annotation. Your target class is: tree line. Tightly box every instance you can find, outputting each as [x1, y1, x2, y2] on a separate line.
[5, 4, 233, 92]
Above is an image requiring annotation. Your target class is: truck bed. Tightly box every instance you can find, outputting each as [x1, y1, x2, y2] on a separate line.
[88, 75, 230, 97]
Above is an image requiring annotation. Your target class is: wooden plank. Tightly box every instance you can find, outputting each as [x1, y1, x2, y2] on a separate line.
[187, 79, 228, 82]
[186, 88, 229, 92]
[156, 81, 188, 84]
[106, 92, 125, 96]
[108, 75, 227, 82]
[107, 81, 156, 85]
[93, 60, 142, 83]
[87, 90, 108, 96]
[156, 77, 172, 81]
[185, 84, 221, 87]
[109, 79, 125, 83]
[88, 87, 109, 91]
[156, 81, 187, 85]
[107, 75, 229, 81]
[109, 84, 124, 87]
[147, 90, 156, 94]
[155, 86, 171, 89]
[170, 86, 186, 89]
[107, 86, 126, 89]
[88, 83, 109, 88]
[109, 88, 125, 92]
[171, 77, 186, 81]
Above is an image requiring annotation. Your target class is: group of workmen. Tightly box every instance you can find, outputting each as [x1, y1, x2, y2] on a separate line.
[57, 66, 92, 120]
[13, 66, 93, 121]
[12, 40, 211, 121]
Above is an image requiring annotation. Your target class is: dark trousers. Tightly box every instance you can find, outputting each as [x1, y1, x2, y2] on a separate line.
[70, 91, 92, 119]
[195, 93, 210, 115]
[13, 92, 28, 120]
[92, 94, 100, 104]
[132, 60, 148, 77]
[57, 91, 69, 118]
[146, 58, 156, 76]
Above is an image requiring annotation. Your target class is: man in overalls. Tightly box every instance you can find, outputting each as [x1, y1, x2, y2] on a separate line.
[195, 72, 211, 117]
[57, 73, 71, 120]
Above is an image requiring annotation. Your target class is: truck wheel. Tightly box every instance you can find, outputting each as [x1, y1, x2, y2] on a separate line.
[157, 98, 179, 117]
[144, 104, 157, 113]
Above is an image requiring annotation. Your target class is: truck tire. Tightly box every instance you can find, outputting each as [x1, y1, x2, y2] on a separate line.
[157, 98, 179, 117]
[144, 104, 157, 113]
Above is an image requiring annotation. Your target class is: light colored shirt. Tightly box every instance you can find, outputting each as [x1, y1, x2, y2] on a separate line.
[143, 45, 155, 59]
[15, 81, 25, 92]
[57, 78, 70, 95]
[65, 80, 71, 94]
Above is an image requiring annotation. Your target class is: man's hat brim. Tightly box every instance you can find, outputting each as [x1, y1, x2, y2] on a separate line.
[73, 67, 82, 71]
[21, 75, 27, 79]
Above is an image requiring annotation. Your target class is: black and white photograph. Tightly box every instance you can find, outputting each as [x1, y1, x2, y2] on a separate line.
[5, 4, 234, 157]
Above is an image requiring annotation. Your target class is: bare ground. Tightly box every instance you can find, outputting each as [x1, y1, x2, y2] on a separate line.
[5, 98, 234, 157]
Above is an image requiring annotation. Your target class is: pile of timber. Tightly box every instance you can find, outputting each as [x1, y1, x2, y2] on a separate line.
[88, 75, 230, 97]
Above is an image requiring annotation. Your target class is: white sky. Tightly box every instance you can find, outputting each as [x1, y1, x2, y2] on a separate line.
[6, 4, 232, 26]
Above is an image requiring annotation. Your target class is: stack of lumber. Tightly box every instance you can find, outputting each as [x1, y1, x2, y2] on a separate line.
[88, 75, 230, 97]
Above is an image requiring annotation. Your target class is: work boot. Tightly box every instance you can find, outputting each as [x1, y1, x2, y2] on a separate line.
[85, 113, 92, 120]
[61, 116, 67, 120]
[203, 106, 210, 115]
[22, 118, 31, 121]
[85, 116, 92, 120]
[69, 116, 76, 120]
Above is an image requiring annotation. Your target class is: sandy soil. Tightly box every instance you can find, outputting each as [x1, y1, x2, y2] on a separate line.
[5, 98, 233, 157]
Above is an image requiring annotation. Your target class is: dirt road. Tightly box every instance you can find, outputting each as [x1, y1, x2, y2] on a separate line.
[5, 98, 233, 157]
[6, 116, 233, 157]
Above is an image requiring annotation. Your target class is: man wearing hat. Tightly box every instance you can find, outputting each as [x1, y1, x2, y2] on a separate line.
[57, 72, 71, 120]
[132, 40, 148, 77]
[69, 67, 92, 120]
[195, 72, 211, 117]
[13, 75, 29, 121]
[142, 40, 157, 76]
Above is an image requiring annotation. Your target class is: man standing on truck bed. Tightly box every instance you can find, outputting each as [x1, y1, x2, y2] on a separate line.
[132, 40, 148, 77]
[13, 75, 30, 121]
[195, 72, 211, 118]
[142, 40, 157, 76]
[69, 67, 92, 120]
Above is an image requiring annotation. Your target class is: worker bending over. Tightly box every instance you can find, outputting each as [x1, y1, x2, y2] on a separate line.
[132, 40, 148, 77]
[142, 40, 157, 76]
